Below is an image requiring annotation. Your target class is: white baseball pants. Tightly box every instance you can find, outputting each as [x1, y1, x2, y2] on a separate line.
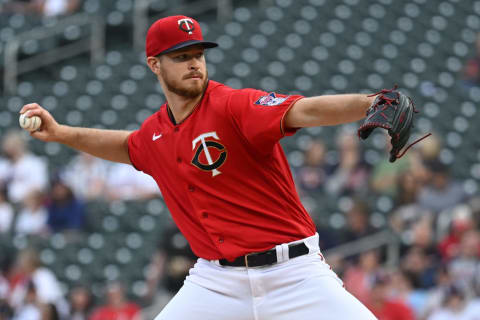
[154, 234, 377, 320]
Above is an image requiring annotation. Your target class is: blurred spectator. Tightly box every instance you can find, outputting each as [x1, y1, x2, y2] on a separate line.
[41, 0, 81, 16]
[402, 246, 437, 289]
[390, 171, 432, 236]
[422, 265, 454, 319]
[326, 131, 369, 196]
[11, 285, 59, 320]
[461, 33, 480, 88]
[448, 230, 480, 294]
[8, 248, 68, 318]
[396, 171, 420, 207]
[417, 160, 467, 215]
[61, 152, 108, 201]
[418, 134, 442, 163]
[0, 159, 8, 191]
[409, 217, 437, 255]
[295, 139, 329, 194]
[343, 249, 382, 305]
[2, 0, 81, 17]
[142, 223, 197, 319]
[390, 270, 429, 318]
[0, 130, 48, 204]
[393, 212, 437, 262]
[370, 132, 413, 197]
[11, 280, 42, 320]
[40, 303, 59, 320]
[427, 285, 470, 320]
[0, 187, 13, 234]
[68, 286, 92, 320]
[342, 199, 378, 243]
[15, 190, 48, 236]
[105, 163, 160, 201]
[89, 282, 140, 320]
[0, 253, 12, 296]
[0, 301, 12, 320]
[46, 179, 86, 234]
[367, 273, 415, 320]
[0, 254, 13, 320]
[438, 205, 476, 261]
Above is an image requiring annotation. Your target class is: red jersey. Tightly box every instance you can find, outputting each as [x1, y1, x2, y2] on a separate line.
[128, 80, 316, 260]
[89, 302, 140, 320]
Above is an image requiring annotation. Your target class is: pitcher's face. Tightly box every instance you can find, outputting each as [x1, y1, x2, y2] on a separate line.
[150, 45, 208, 98]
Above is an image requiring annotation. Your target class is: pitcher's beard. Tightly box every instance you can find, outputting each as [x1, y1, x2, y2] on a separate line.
[162, 71, 208, 99]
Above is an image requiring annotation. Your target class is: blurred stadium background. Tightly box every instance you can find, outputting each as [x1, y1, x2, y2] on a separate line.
[1, 0, 480, 319]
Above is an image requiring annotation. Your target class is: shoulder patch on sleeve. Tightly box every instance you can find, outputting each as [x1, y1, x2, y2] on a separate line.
[254, 93, 288, 106]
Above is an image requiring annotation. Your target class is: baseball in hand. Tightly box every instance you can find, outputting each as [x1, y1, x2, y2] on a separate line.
[19, 113, 42, 131]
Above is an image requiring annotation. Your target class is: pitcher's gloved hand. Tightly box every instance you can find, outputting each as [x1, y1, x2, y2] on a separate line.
[357, 86, 431, 163]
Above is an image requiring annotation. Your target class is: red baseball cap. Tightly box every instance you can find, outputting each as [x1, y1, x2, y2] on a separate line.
[146, 15, 218, 57]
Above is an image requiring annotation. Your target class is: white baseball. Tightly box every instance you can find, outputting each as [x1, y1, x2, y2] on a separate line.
[19, 113, 42, 131]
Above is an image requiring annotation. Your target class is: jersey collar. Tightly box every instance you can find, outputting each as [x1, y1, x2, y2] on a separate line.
[165, 79, 210, 126]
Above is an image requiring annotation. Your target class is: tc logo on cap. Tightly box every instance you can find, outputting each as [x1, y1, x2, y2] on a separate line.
[178, 18, 195, 34]
[145, 15, 217, 57]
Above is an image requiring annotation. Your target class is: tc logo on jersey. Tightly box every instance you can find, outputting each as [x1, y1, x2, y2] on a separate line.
[254, 93, 288, 106]
[178, 18, 195, 34]
[191, 132, 227, 177]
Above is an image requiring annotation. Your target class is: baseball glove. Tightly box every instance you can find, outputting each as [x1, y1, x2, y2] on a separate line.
[357, 86, 430, 163]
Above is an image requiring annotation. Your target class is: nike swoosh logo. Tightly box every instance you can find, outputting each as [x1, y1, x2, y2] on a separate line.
[152, 133, 162, 141]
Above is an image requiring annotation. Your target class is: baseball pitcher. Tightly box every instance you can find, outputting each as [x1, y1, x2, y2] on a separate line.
[21, 15, 420, 320]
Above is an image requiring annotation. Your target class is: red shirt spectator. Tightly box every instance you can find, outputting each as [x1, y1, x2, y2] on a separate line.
[369, 300, 415, 320]
[89, 303, 140, 320]
[89, 282, 140, 320]
[438, 208, 475, 261]
[367, 273, 415, 320]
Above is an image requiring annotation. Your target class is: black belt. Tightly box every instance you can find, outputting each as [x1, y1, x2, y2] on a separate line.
[219, 242, 309, 267]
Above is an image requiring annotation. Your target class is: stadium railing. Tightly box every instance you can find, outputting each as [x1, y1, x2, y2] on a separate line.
[3, 12, 105, 94]
[324, 230, 400, 268]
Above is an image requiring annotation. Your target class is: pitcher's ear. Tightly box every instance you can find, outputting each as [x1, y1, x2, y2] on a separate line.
[146, 56, 161, 74]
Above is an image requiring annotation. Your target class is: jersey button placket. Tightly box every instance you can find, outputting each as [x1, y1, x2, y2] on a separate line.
[218, 236, 224, 244]
[177, 157, 182, 163]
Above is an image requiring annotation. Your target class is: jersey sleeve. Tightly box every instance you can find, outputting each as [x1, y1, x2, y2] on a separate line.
[127, 122, 153, 175]
[226, 88, 304, 154]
